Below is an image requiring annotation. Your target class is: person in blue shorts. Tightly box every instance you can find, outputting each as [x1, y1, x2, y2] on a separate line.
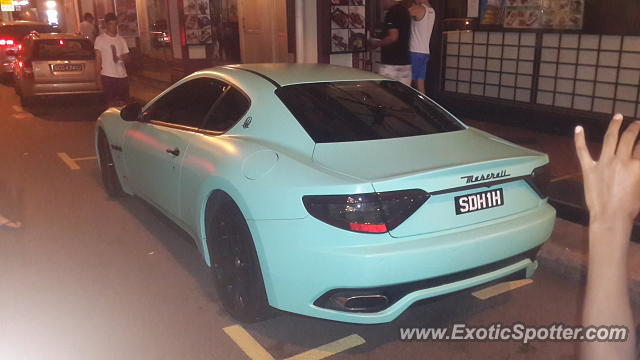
[408, 0, 435, 93]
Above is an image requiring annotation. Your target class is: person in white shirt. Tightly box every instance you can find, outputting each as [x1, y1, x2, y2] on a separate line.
[94, 13, 130, 106]
[408, 0, 435, 94]
[78, 13, 96, 42]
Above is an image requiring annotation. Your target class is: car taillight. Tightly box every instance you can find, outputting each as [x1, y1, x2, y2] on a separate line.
[0, 38, 14, 46]
[303, 189, 430, 234]
[527, 164, 550, 198]
[18, 60, 33, 77]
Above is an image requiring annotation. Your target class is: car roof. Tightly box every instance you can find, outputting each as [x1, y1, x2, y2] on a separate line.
[0, 21, 50, 27]
[31, 33, 87, 40]
[218, 63, 388, 87]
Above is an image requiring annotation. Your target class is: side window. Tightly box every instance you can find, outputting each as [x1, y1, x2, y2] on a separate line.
[201, 87, 250, 132]
[145, 77, 227, 128]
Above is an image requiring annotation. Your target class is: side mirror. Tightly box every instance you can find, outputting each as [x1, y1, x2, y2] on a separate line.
[5, 49, 16, 56]
[120, 102, 143, 122]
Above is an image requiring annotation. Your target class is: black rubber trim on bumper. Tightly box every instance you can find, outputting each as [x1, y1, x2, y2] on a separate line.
[314, 246, 541, 313]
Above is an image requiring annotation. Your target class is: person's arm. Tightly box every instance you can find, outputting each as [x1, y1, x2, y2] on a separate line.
[576, 114, 639, 360]
[369, 28, 399, 49]
[118, 38, 130, 63]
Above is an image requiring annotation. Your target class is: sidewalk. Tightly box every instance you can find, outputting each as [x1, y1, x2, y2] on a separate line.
[129, 56, 174, 104]
[127, 76, 640, 301]
[130, 75, 165, 104]
[468, 118, 640, 302]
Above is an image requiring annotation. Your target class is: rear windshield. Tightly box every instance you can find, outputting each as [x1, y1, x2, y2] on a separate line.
[275, 80, 464, 143]
[0, 25, 54, 39]
[33, 39, 94, 60]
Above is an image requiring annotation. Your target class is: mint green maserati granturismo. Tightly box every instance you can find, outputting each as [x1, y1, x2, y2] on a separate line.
[95, 63, 555, 324]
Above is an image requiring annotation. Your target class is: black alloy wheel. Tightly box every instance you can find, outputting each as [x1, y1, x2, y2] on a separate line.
[208, 193, 269, 322]
[97, 130, 125, 198]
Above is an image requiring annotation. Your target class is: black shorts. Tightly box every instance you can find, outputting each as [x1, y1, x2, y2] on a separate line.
[101, 75, 129, 104]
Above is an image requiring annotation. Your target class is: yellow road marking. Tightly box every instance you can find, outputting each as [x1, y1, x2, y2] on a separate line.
[284, 334, 366, 360]
[223, 325, 275, 360]
[74, 156, 97, 161]
[550, 172, 581, 183]
[223, 325, 366, 360]
[11, 112, 31, 119]
[472, 279, 533, 300]
[57, 152, 81, 170]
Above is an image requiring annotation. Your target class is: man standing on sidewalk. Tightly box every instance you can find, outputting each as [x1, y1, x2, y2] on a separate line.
[369, 0, 412, 85]
[94, 13, 130, 107]
[79, 13, 96, 43]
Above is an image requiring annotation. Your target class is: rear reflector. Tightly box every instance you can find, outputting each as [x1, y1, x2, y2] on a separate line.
[349, 223, 387, 233]
[303, 189, 429, 234]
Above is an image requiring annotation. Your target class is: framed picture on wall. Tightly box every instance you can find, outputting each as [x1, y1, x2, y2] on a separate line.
[183, 0, 213, 44]
[115, 0, 139, 37]
[330, 0, 367, 54]
[540, 0, 583, 29]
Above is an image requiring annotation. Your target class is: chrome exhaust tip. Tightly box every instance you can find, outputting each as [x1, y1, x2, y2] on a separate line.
[327, 292, 389, 313]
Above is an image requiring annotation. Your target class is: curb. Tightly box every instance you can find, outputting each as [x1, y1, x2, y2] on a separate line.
[537, 218, 640, 304]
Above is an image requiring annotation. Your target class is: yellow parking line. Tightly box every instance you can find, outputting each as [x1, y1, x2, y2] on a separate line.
[223, 325, 275, 360]
[74, 156, 97, 161]
[223, 324, 366, 360]
[550, 172, 581, 183]
[472, 279, 533, 300]
[284, 334, 366, 360]
[57, 152, 80, 170]
[11, 113, 31, 119]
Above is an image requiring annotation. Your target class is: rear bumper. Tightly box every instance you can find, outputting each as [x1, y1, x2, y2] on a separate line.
[248, 202, 555, 324]
[0, 61, 13, 73]
[21, 81, 102, 96]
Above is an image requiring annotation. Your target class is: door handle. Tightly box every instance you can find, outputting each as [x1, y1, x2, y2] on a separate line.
[166, 147, 180, 156]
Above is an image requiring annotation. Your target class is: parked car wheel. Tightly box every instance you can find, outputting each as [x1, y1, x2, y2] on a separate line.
[207, 193, 270, 322]
[19, 94, 33, 107]
[97, 130, 125, 198]
[14, 81, 21, 96]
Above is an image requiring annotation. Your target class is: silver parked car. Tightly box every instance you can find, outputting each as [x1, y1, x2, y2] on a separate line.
[13, 32, 102, 106]
[0, 21, 53, 78]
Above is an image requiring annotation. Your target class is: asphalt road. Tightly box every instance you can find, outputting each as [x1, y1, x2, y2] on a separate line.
[0, 80, 619, 360]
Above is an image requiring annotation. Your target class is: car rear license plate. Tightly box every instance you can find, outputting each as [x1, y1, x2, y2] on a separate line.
[454, 188, 504, 215]
[52, 64, 83, 72]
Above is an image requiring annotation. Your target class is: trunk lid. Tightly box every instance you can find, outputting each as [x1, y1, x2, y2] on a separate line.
[32, 38, 97, 83]
[32, 59, 97, 83]
[312, 128, 548, 237]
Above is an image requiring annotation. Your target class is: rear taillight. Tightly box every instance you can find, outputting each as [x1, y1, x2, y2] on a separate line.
[303, 190, 430, 234]
[18, 60, 33, 77]
[527, 164, 550, 198]
[0, 38, 14, 46]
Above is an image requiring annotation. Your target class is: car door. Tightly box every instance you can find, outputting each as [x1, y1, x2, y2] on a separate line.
[123, 76, 227, 218]
[178, 85, 252, 230]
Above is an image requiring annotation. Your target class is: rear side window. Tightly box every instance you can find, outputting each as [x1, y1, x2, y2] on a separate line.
[144, 77, 227, 128]
[0, 25, 54, 39]
[201, 88, 250, 132]
[33, 39, 94, 60]
[276, 80, 464, 143]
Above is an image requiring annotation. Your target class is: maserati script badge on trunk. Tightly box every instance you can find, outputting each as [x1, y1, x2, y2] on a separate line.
[460, 170, 511, 184]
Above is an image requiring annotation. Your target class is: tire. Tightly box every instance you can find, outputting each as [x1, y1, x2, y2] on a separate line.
[19, 94, 33, 107]
[97, 130, 125, 198]
[207, 193, 270, 322]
